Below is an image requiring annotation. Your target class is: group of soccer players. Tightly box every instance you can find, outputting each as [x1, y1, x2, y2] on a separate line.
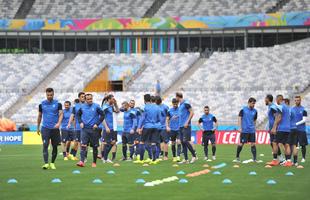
[37, 88, 307, 169]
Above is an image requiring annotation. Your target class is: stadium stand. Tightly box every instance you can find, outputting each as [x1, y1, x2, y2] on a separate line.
[281, 0, 310, 12]
[26, 0, 155, 18]
[155, 0, 278, 17]
[0, 0, 23, 18]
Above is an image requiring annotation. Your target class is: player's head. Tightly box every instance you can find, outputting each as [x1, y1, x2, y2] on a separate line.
[85, 93, 93, 105]
[172, 98, 178, 108]
[129, 99, 135, 108]
[284, 98, 290, 106]
[151, 95, 156, 103]
[78, 92, 85, 103]
[45, 88, 54, 101]
[295, 96, 301, 106]
[248, 97, 256, 109]
[64, 101, 71, 109]
[276, 94, 283, 105]
[122, 101, 129, 110]
[144, 94, 151, 103]
[176, 92, 183, 102]
[74, 98, 79, 104]
[265, 94, 273, 105]
[105, 94, 114, 105]
[204, 106, 210, 115]
[155, 96, 162, 105]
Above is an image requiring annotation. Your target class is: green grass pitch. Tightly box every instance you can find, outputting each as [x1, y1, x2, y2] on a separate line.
[0, 144, 309, 200]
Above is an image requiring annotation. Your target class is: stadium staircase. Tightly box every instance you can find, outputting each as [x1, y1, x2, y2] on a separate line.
[143, 0, 167, 18]
[267, 0, 291, 13]
[4, 53, 77, 118]
[14, 0, 36, 19]
[123, 63, 147, 91]
[163, 56, 208, 96]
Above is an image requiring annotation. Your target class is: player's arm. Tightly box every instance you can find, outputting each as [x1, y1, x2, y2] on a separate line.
[213, 116, 218, 131]
[77, 108, 84, 129]
[131, 113, 137, 134]
[103, 119, 110, 133]
[254, 111, 258, 128]
[95, 106, 105, 129]
[166, 113, 171, 132]
[37, 104, 42, 135]
[296, 110, 307, 126]
[198, 117, 204, 130]
[271, 111, 282, 134]
[185, 107, 194, 128]
[113, 99, 120, 113]
[67, 107, 75, 129]
[137, 112, 146, 134]
[238, 109, 243, 133]
[55, 103, 63, 129]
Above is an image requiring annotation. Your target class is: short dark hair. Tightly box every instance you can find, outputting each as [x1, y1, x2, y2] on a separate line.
[248, 97, 256, 103]
[266, 94, 273, 102]
[172, 98, 178, 104]
[284, 98, 290, 104]
[78, 92, 85, 97]
[144, 94, 151, 102]
[204, 106, 209, 109]
[155, 96, 162, 105]
[151, 95, 156, 103]
[295, 95, 301, 99]
[276, 94, 283, 99]
[176, 92, 183, 98]
[64, 101, 71, 106]
[106, 94, 114, 100]
[85, 93, 92, 97]
[46, 88, 54, 93]
[74, 99, 79, 104]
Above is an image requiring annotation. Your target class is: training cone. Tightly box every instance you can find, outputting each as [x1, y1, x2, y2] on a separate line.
[136, 179, 146, 184]
[259, 154, 265, 157]
[179, 179, 188, 183]
[249, 171, 257, 176]
[203, 164, 209, 168]
[72, 170, 81, 174]
[297, 165, 304, 169]
[143, 164, 149, 167]
[265, 165, 272, 168]
[144, 182, 154, 187]
[213, 171, 221, 175]
[92, 179, 103, 184]
[142, 170, 150, 175]
[172, 164, 179, 167]
[51, 178, 62, 183]
[266, 179, 277, 185]
[222, 179, 232, 184]
[177, 170, 185, 175]
[113, 163, 120, 167]
[285, 172, 294, 176]
[233, 165, 240, 168]
[106, 170, 115, 175]
[7, 179, 18, 184]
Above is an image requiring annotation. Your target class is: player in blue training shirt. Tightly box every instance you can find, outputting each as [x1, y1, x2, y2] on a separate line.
[37, 88, 63, 170]
[175, 92, 197, 164]
[198, 106, 218, 162]
[134, 94, 161, 164]
[166, 98, 182, 162]
[60, 101, 74, 161]
[265, 94, 284, 163]
[76, 94, 104, 168]
[233, 97, 258, 163]
[129, 99, 142, 160]
[120, 101, 137, 161]
[268, 94, 293, 167]
[67, 92, 85, 160]
[291, 96, 308, 164]
[155, 96, 170, 160]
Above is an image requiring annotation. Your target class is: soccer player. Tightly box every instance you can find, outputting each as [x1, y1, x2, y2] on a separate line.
[288, 97, 299, 166]
[129, 100, 142, 160]
[268, 95, 293, 167]
[134, 94, 161, 164]
[120, 101, 137, 161]
[175, 92, 197, 164]
[76, 94, 104, 167]
[198, 106, 218, 161]
[291, 96, 308, 163]
[166, 98, 181, 162]
[155, 96, 169, 160]
[265, 94, 284, 163]
[68, 92, 85, 160]
[37, 88, 63, 170]
[101, 94, 119, 163]
[233, 97, 257, 163]
[61, 101, 74, 160]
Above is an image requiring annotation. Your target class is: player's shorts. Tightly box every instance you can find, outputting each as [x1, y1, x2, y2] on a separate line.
[180, 126, 191, 142]
[134, 132, 141, 142]
[288, 129, 298, 145]
[80, 128, 100, 147]
[297, 131, 308, 146]
[240, 133, 256, 143]
[141, 128, 159, 144]
[275, 131, 290, 144]
[102, 130, 117, 143]
[60, 129, 75, 143]
[169, 130, 180, 142]
[202, 130, 216, 145]
[74, 130, 81, 142]
[122, 132, 136, 145]
[41, 127, 61, 146]
[160, 129, 170, 143]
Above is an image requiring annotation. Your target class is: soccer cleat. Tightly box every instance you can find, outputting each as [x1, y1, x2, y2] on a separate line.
[72, 156, 79, 161]
[232, 158, 241, 163]
[178, 159, 189, 164]
[136, 155, 140, 161]
[76, 161, 85, 167]
[67, 154, 74, 160]
[176, 156, 181, 162]
[64, 157, 69, 161]
[204, 157, 208, 161]
[150, 160, 159, 165]
[301, 158, 306, 163]
[133, 160, 144, 164]
[172, 157, 178, 162]
[190, 157, 197, 164]
[49, 163, 56, 170]
[294, 162, 299, 167]
[212, 156, 216, 160]
[84, 158, 88, 163]
[278, 155, 285, 163]
[283, 160, 293, 167]
[144, 158, 152, 163]
[42, 163, 49, 170]
[269, 159, 280, 166]
[91, 163, 97, 168]
[126, 158, 133, 161]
